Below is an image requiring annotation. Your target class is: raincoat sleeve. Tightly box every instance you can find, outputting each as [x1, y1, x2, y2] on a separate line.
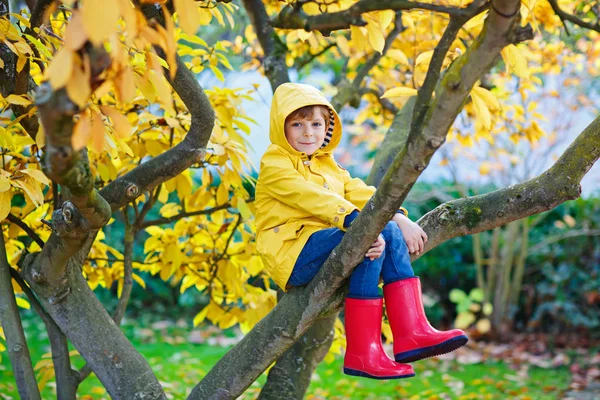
[260, 152, 358, 230]
[340, 166, 409, 217]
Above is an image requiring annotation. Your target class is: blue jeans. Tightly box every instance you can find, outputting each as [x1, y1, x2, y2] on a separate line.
[288, 222, 415, 298]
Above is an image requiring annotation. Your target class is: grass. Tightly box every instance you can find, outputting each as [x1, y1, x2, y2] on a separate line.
[0, 315, 571, 400]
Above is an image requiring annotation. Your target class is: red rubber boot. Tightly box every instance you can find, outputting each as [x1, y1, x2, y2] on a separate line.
[384, 277, 468, 363]
[343, 298, 415, 380]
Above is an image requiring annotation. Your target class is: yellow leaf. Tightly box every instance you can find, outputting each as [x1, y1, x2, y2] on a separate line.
[471, 90, 492, 130]
[0, 175, 10, 192]
[463, 11, 487, 31]
[160, 5, 178, 79]
[4, 94, 31, 106]
[364, 17, 384, 54]
[563, 214, 576, 228]
[145, 139, 164, 157]
[132, 273, 146, 289]
[476, 318, 491, 334]
[36, 124, 45, 148]
[81, 0, 120, 45]
[174, 0, 200, 35]
[199, 7, 213, 25]
[0, 192, 11, 220]
[117, 0, 138, 39]
[381, 86, 418, 99]
[472, 86, 500, 111]
[454, 312, 476, 329]
[90, 109, 106, 154]
[47, 47, 73, 89]
[20, 169, 50, 186]
[64, 10, 88, 50]
[100, 106, 132, 139]
[193, 306, 209, 327]
[16, 297, 30, 309]
[148, 71, 174, 114]
[216, 182, 228, 205]
[72, 113, 92, 151]
[66, 57, 91, 108]
[297, 29, 312, 42]
[116, 66, 137, 104]
[237, 197, 251, 220]
[12, 177, 43, 206]
[350, 25, 367, 52]
[479, 162, 492, 175]
[336, 35, 350, 57]
[415, 50, 434, 69]
[377, 10, 395, 31]
[0, 58, 4, 69]
[501, 44, 529, 78]
[387, 49, 409, 65]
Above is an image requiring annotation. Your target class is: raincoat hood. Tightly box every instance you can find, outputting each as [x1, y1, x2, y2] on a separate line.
[269, 83, 342, 156]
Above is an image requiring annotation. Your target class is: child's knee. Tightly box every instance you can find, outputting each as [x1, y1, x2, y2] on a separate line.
[382, 221, 402, 240]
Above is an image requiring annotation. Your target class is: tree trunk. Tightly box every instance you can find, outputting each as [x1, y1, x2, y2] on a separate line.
[0, 234, 41, 400]
[21, 251, 167, 400]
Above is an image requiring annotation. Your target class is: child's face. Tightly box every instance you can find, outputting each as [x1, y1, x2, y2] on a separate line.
[284, 115, 327, 156]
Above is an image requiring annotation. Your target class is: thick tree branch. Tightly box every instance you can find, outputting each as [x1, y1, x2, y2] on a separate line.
[0, 234, 41, 400]
[11, 269, 78, 400]
[272, 0, 484, 32]
[99, 54, 215, 212]
[242, 0, 290, 90]
[29, 0, 54, 29]
[548, 0, 600, 33]
[418, 114, 600, 254]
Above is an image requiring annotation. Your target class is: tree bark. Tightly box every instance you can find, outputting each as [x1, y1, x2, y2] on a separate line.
[21, 251, 166, 400]
[0, 234, 41, 400]
[11, 270, 78, 400]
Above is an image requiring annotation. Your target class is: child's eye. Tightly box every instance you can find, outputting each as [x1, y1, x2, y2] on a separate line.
[313, 122, 322, 127]
[292, 122, 302, 127]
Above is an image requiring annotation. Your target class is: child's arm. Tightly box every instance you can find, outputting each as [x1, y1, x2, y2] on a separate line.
[260, 151, 359, 230]
[392, 213, 428, 256]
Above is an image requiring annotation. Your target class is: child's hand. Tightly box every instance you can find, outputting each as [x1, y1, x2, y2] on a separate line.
[366, 234, 385, 261]
[392, 213, 428, 256]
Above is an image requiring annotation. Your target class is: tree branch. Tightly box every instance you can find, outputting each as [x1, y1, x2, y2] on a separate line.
[7, 213, 45, 248]
[242, 0, 290, 91]
[417, 114, 600, 253]
[294, 42, 336, 71]
[331, 12, 404, 110]
[548, 0, 600, 33]
[0, 233, 41, 400]
[98, 53, 215, 212]
[528, 229, 600, 255]
[112, 208, 135, 326]
[272, 0, 483, 32]
[138, 202, 232, 229]
[11, 269, 78, 400]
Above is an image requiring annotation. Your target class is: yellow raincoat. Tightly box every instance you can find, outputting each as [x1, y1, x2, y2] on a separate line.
[255, 83, 406, 290]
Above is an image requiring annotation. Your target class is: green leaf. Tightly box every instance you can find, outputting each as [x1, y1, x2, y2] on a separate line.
[449, 288, 467, 303]
[469, 288, 485, 302]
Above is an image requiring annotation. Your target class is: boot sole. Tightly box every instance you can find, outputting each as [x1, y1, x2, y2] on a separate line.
[395, 335, 469, 363]
[343, 368, 415, 380]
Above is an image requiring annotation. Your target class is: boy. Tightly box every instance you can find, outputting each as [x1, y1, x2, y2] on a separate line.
[255, 83, 467, 380]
